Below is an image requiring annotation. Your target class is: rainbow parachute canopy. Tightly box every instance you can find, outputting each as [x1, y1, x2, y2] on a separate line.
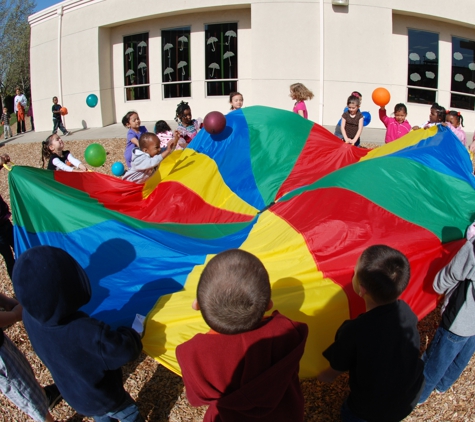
[9, 106, 475, 377]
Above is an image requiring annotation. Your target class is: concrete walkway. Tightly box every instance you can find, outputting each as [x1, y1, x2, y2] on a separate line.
[0, 121, 158, 146]
[1, 121, 390, 146]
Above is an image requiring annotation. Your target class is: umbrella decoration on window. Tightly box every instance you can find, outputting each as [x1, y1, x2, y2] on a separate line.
[223, 51, 235, 66]
[125, 47, 134, 61]
[126, 69, 135, 84]
[164, 67, 174, 82]
[164, 43, 173, 58]
[208, 63, 220, 77]
[178, 36, 188, 51]
[207, 36, 218, 52]
[225, 30, 236, 45]
[177, 61, 187, 78]
[137, 62, 147, 79]
[138, 41, 147, 55]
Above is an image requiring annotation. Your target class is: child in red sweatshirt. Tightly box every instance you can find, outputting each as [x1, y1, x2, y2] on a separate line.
[176, 249, 308, 422]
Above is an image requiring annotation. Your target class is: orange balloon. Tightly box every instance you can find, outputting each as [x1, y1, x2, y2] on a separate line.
[60, 107, 68, 116]
[372, 87, 391, 107]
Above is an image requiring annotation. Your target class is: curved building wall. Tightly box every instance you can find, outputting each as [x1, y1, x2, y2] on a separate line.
[29, 0, 475, 133]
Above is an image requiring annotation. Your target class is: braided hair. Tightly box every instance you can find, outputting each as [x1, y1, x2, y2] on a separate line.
[446, 109, 464, 127]
[175, 101, 191, 123]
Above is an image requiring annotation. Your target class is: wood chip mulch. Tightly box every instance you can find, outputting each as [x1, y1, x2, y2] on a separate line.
[0, 135, 474, 421]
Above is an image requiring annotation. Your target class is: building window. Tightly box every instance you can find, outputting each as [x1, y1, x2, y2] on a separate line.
[162, 27, 191, 99]
[407, 29, 439, 105]
[124, 33, 150, 101]
[205, 23, 237, 96]
[451, 37, 475, 111]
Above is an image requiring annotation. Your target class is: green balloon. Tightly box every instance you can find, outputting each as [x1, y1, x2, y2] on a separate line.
[84, 143, 106, 167]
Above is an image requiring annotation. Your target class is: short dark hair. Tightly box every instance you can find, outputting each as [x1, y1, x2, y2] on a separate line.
[122, 111, 138, 127]
[154, 120, 171, 134]
[197, 249, 270, 334]
[357, 245, 410, 304]
[446, 109, 464, 127]
[138, 132, 158, 150]
[431, 103, 446, 122]
[394, 103, 407, 114]
[229, 91, 243, 102]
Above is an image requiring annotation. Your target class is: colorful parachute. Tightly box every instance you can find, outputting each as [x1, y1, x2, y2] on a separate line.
[9, 106, 475, 378]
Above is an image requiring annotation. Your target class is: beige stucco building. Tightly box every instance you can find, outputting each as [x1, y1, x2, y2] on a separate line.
[29, 0, 475, 133]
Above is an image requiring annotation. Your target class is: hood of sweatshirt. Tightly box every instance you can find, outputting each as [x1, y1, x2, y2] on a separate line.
[13, 245, 91, 326]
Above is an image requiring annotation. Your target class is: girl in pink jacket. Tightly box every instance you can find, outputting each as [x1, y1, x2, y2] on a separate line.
[379, 103, 412, 143]
[444, 110, 466, 146]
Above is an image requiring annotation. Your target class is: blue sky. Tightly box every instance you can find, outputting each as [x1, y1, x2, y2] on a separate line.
[34, 0, 61, 12]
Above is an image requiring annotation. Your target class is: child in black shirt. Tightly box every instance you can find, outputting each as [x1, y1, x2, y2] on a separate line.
[317, 245, 425, 422]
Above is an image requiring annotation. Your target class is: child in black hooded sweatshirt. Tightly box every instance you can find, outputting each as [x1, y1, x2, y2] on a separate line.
[13, 245, 144, 422]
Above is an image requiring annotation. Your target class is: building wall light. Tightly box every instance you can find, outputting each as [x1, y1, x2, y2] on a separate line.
[332, 0, 349, 5]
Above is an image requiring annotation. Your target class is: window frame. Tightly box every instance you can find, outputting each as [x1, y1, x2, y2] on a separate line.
[407, 28, 439, 105]
[204, 22, 238, 97]
[161, 26, 192, 99]
[450, 36, 475, 111]
[123, 32, 150, 102]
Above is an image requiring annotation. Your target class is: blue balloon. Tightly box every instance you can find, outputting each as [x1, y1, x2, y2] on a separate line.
[111, 161, 125, 177]
[362, 111, 371, 127]
[86, 94, 99, 108]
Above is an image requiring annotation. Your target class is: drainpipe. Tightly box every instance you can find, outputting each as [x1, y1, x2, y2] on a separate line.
[57, 6, 64, 124]
[318, 0, 324, 125]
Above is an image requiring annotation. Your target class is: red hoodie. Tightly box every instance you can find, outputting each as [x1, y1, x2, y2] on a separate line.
[176, 311, 308, 421]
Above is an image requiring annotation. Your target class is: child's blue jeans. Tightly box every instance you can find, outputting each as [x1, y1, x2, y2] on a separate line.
[52, 118, 67, 135]
[92, 393, 144, 422]
[419, 326, 475, 403]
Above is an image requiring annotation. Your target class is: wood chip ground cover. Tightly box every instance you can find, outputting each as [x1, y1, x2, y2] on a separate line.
[0, 137, 473, 421]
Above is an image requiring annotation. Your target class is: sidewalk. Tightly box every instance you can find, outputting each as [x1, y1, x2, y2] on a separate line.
[0, 122, 153, 146]
[1, 121, 389, 146]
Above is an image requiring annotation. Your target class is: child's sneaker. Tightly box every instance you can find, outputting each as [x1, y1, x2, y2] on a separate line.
[44, 384, 63, 410]
[435, 389, 446, 394]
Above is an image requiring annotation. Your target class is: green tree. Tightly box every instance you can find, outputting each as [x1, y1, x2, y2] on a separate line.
[0, 0, 36, 108]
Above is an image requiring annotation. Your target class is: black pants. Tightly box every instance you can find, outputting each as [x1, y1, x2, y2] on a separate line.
[16, 112, 26, 134]
[0, 220, 15, 279]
